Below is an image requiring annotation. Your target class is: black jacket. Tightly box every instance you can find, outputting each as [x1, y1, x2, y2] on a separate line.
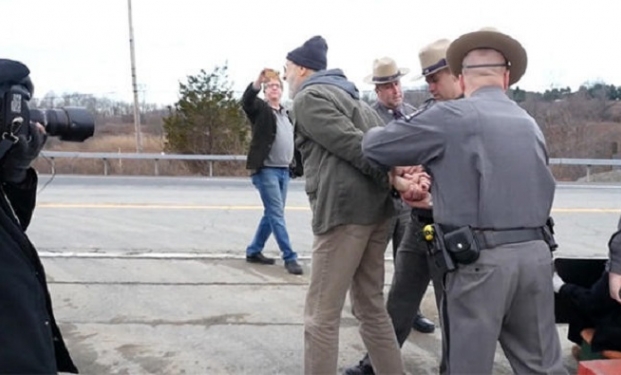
[559, 271, 621, 352]
[0, 168, 78, 374]
[240, 83, 303, 177]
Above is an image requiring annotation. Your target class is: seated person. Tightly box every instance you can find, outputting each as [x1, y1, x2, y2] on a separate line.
[553, 216, 621, 355]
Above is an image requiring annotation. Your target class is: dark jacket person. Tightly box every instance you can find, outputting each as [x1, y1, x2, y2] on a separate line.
[0, 58, 77, 375]
[241, 68, 303, 275]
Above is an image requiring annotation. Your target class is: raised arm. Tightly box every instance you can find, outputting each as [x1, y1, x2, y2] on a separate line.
[241, 82, 262, 120]
[241, 69, 274, 120]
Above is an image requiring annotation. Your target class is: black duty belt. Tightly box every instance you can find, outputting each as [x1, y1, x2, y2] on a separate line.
[440, 225, 546, 250]
[411, 208, 433, 219]
[474, 228, 545, 250]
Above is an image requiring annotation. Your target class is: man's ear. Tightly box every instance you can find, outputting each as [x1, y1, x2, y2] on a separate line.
[503, 71, 510, 90]
[459, 75, 466, 93]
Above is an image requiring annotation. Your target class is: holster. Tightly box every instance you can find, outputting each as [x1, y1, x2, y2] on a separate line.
[443, 226, 481, 265]
[425, 224, 457, 274]
[543, 216, 558, 252]
[426, 220, 557, 274]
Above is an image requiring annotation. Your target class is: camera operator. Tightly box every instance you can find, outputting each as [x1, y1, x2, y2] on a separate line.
[0, 59, 78, 373]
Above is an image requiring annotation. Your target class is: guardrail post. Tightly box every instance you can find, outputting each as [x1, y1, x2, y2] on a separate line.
[50, 157, 56, 175]
[103, 158, 109, 176]
[586, 165, 591, 182]
[209, 161, 213, 177]
[154, 159, 159, 176]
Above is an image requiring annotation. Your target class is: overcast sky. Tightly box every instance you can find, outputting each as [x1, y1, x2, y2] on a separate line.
[2, 0, 620, 105]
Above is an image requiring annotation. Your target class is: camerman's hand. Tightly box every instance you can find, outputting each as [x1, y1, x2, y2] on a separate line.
[0, 122, 47, 184]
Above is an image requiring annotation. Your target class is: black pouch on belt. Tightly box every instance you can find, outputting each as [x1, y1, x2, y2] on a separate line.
[443, 226, 481, 265]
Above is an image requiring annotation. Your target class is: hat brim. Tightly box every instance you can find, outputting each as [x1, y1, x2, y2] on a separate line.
[446, 30, 527, 86]
[410, 65, 449, 82]
[364, 67, 410, 85]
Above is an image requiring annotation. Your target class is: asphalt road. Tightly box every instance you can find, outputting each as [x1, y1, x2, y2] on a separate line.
[31, 175, 621, 257]
[26, 175, 621, 375]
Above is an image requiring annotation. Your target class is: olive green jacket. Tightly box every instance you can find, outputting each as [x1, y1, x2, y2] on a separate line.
[290, 70, 393, 235]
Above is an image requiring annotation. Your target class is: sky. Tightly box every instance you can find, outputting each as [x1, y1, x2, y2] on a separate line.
[1, 0, 620, 106]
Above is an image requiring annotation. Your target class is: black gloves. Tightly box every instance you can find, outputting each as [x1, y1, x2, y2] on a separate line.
[0, 122, 47, 184]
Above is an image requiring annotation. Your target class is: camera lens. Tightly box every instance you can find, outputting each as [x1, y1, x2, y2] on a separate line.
[35, 107, 95, 142]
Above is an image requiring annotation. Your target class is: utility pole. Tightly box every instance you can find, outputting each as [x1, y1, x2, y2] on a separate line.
[127, 0, 143, 152]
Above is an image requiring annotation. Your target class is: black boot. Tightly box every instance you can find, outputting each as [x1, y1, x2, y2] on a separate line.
[342, 354, 374, 375]
[246, 253, 276, 265]
[285, 260, 303, 275]
[412, 313, 435, 334]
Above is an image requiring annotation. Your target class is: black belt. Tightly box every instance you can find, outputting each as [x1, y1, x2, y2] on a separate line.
[474, 228, 545, 250]
[440, 225, 546, 250]
[411, 207, 433, 219]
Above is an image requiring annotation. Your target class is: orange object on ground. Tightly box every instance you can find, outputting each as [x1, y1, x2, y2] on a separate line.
[580, 329, 621, 360]
[602, 350, 621, 360]
[577, 359, 621, 375]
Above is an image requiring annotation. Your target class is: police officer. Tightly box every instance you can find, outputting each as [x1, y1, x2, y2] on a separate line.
[366, 57, 416, 124]
[364, 57, 416, 258]
[345, 41, 462, 375]
[362, 28, 568, 374]
[364, 56, 436, 333]
[382, 39, 464, 341]
[0, 59, 78, 373]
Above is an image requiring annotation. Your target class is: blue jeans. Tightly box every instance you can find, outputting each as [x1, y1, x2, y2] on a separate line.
[246, 167, 297, 262]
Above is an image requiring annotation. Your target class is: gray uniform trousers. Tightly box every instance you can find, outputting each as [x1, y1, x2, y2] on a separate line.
[387, 200, 436, 328]
[388, 198, 410, 259]
[386, 211, 443, 344]
[441, 241, 567, 375]
[386, 210, 446, 373]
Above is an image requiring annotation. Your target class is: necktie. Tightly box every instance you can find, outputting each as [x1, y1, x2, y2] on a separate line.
[392, 108, 404, 120]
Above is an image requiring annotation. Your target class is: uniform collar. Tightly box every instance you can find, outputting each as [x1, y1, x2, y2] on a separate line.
[376, 101, 404, 114]
[470, 86, 506, 97]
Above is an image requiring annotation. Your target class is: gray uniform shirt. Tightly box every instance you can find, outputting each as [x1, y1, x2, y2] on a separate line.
[264, 107, 294, 167]
[362, 86, 556, 229]
[371, 101, 416, 124]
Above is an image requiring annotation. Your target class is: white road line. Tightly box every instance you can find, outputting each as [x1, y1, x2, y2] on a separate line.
[34, 203, 621, 213]
[38, 251, 317, 260]
[557, 184, 621, 189]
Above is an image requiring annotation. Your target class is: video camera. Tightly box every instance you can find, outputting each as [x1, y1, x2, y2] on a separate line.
[0, 59, 94, 143]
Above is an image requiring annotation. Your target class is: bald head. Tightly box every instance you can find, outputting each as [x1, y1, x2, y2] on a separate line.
[459, 48, 510, 96]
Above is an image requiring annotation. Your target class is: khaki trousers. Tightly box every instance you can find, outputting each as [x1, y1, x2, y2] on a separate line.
[304, 219, 404, 375]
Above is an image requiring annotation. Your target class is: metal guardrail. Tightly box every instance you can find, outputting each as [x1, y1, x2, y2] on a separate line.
[549, 158, 621, 182]
[40, 151, 247, 177]
[40, 151, 621, 180]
